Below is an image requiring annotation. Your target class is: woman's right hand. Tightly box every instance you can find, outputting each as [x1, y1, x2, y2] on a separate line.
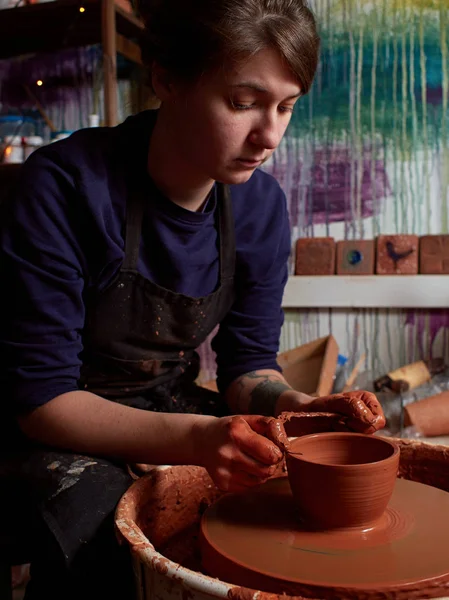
[192, 415, 285, 492]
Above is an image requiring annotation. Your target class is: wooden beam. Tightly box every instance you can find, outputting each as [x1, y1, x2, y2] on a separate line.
[114, 2, 145, 31]
[116, 33, 143, 65]
[102, 0, 118, 127]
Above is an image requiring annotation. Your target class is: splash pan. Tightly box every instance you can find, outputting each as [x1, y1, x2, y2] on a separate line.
[116, 414, 449, 600]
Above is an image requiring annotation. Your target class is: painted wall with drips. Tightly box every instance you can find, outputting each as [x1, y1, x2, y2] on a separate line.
[201, 0, 449, 383]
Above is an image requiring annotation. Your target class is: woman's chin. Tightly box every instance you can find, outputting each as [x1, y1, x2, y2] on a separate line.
[215, 167, 258, 185]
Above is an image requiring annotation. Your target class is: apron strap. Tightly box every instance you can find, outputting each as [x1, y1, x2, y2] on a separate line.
[217, 183, 236, 282]
[122, 180, 236, 277]
[122, 183, 145, 271]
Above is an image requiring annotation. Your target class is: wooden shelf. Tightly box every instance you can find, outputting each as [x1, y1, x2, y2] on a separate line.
[282, 276, 449, 309]
[0, 0, 144, 63]
[0, 0, 145, 125]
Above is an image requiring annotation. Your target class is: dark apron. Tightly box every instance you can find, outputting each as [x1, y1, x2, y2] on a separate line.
[79, 177, 235, 413]
[1, 179, 236, 598]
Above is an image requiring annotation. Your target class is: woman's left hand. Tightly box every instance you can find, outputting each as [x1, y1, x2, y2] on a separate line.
[278, 389, 386, 434]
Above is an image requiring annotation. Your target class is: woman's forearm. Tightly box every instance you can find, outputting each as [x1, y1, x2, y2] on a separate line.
[17, 390, 216, 466]
[225, 369, 313, 416]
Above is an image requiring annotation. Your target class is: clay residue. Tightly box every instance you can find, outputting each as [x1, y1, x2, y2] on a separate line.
[395, 437, 449, 492]
[277, 412, 346, 443]
[264, 412, 348, 456]
[227, 582, 449, 600]
[117, 465, 222, 568]
[227, 586, 311, 600]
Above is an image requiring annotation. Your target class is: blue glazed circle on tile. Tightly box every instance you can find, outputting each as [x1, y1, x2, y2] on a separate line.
[347, 249, 363, 265]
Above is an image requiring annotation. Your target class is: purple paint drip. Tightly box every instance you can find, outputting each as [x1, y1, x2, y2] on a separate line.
[265, 147, 391, 227]
[0, 47, 98, 107]
[415, 86, 449, 106]
[405, 310, 449, 356]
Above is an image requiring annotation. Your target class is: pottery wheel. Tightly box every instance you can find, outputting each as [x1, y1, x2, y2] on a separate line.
[200, 477, 449, 597]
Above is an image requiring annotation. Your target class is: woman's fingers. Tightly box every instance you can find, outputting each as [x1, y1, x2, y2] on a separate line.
[241, 414, 290, 451]
[201, 415, 285, 493]
[343, 391, 385, 432]
[213, 466, 271, 492]
[228, 416, 284, 465]
[317, 392, 385, 433]
[362, 391, 386, 428]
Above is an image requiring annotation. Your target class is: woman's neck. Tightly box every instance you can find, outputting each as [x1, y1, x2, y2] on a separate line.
[147, 110, 214, 212]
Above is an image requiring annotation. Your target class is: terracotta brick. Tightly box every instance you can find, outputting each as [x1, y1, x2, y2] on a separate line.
[295, 237, 335, 275]
[420, 235, 449, 274]
[376, 235, 419, 274]
[336, 240, 375, 275]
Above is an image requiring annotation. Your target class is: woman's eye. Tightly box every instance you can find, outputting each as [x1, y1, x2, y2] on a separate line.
[232, 102, 255, 110]
[230, 101, 295, 112]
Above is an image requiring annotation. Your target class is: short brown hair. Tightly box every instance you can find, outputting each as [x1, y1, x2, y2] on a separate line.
[137, 0, 320, 95]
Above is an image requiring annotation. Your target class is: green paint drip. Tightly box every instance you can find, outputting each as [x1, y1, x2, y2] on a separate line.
[440, 2, 449, 233]
[408, 19, 419, 234]
[401, 5, 409, 232]
[356, 24, 365, 238]
[392, 3, 400, 234]
[349, 12, 357, 236]
[371, 15, 380, 236]
[419, 8, 431, 233]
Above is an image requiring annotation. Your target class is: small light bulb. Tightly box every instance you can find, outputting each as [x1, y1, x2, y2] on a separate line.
[36, 80, 43, 86]
[4, 146, 12, 157]
[79, 6, 85, 12]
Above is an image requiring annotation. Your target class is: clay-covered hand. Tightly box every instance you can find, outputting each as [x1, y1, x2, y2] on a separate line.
[193, 415, 285, 493]
[307, 390, 386, 434]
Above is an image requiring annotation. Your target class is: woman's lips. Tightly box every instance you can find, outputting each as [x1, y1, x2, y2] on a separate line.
[235, 158, 263, 168]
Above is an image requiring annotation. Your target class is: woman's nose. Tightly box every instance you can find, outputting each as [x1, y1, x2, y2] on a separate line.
[248, 112, 284, 150]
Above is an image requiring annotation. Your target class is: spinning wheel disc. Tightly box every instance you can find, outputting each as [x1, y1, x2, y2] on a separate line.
[200, 477, 449, 598]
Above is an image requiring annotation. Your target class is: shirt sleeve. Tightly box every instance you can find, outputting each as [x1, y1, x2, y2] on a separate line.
[211, 178, 291, 393]
[0, 150, 87, 414]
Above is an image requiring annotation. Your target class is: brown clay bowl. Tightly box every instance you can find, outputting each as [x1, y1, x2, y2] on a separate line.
[285, 432, 400, 530]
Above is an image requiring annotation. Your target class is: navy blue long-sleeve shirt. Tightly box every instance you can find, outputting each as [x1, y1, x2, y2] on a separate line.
[0, 110, 290, 415]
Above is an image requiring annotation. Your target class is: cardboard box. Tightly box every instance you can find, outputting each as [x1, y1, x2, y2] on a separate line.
[199, 335, 339, 398]
[277, 335, 339, 397]
[200, 379, 219, 392]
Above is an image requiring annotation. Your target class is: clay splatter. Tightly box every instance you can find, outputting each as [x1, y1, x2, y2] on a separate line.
[50, 459, 97, 498]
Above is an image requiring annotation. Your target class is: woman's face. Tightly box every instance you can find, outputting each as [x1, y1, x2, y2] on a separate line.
[161, 46, 302, 185]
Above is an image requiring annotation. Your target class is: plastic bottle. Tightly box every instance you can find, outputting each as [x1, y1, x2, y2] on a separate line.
[332, 355, 350, 393]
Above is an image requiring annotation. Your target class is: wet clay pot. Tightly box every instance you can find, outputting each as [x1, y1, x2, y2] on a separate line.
[285, 432, 400, 529]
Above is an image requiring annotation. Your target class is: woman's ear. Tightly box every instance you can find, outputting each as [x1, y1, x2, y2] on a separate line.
[151, 62, 177, 101]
